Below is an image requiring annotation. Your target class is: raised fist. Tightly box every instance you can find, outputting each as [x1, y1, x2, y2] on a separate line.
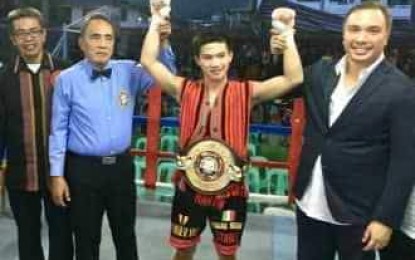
[271, 7, 296, 30]
[150, 0, 171, 18]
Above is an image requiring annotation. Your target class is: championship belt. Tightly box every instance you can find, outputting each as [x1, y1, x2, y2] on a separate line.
[176, 139, 247, 194]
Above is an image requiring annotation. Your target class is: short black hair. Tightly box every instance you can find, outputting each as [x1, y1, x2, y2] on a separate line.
[79, 13, 117, 38]
[344, 1, 392, 34]
[7, 7, 46, 35]
[192, 32, 233, 57]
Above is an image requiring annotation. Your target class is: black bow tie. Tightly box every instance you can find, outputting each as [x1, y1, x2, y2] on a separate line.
[91, 68, 112, 80]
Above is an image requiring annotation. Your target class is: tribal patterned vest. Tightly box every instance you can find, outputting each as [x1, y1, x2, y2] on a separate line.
[178, 79, 252, 160]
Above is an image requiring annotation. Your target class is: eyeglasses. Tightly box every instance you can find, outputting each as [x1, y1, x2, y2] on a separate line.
[13, 29, 44, 39]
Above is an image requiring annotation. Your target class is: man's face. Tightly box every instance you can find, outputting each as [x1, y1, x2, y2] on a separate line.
[195, 42, 233, 82]
[343, 9, 389, 68]
[79, 19, 114, 68]
[10, 17, 46, 63]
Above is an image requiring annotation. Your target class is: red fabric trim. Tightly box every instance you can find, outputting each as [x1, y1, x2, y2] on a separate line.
[214, 242, 239, 256]
[19, 72, 38, 191]
[144, 86, 162, 188]
[180, 80, 250, 159]
[169, 235, 200, 249]
[179, 81, 203, 148]
[44, 70, 60, 134]
[288, 98, 305, 203]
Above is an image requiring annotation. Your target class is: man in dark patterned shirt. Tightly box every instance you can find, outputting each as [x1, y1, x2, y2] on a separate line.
[0, 7, 73, 260]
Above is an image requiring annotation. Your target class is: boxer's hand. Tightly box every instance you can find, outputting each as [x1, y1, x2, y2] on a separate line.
[149, 0, 171, 34]
[150, 0, 163, 16]
[150, 0, 171, 18]
[272, 7, 296, 29]
[270, 7, 296, 54]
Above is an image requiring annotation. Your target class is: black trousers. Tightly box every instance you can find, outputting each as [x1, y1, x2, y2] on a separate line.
[65, 152, 137, 260]
[296, 208, 376, 260]
[7, 189, 74, 260]
[379, 230, 415, 260]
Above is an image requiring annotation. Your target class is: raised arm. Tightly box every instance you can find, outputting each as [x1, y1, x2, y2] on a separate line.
[140, 15, 183, 100]
[251, 8, 303, 105]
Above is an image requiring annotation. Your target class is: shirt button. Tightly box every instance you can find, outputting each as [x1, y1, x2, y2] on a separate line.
[213, 127, 218, 132]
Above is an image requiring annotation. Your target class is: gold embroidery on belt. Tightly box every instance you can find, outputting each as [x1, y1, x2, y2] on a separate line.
[210, 221, 243, 230]
[211, 221, 228, 230]
[172, 224, 199, 238]
[229, 222, 243, 230]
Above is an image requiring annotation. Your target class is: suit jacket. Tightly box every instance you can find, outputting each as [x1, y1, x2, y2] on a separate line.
[293, 58, 415, 229]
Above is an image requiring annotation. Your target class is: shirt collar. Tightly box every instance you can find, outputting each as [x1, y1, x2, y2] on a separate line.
[335, 53, 385, 79]
[13, 52, 54, 74]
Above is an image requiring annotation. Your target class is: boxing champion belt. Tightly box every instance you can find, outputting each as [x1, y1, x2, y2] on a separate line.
[176, 139, 247, 195]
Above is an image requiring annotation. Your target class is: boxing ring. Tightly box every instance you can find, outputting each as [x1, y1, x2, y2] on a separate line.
[131, 87, 305, 208]
[0, 87, 304, 259]
[0, 87, 305, 214]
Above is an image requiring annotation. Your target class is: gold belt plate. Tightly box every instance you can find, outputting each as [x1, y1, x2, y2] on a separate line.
[177, 139, 243, 194]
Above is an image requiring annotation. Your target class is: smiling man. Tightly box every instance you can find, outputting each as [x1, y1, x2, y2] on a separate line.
[271, 2, 415, 260]
[0, 7, 73, 260]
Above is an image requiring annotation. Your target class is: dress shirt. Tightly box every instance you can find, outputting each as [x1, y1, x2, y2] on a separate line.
[49, 47, 176, 176]
[297, 53, 385, 224]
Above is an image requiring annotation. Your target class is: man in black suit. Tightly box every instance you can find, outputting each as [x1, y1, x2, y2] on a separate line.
[271, 2, 415, 260]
